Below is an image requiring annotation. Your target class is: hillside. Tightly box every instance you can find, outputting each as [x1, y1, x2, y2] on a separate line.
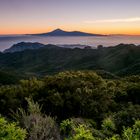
[0, 43, 140, 76]
[3, 42, 45, 53]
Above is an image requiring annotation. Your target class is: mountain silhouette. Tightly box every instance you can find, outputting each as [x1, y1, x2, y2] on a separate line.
[33, 28, 105, 36]
[4, 42, 44, 53]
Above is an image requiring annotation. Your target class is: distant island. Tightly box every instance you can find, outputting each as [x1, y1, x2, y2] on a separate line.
[31, 28, 105, 36]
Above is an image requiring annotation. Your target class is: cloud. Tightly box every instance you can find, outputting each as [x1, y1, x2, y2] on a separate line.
[85, 17, 140, 23]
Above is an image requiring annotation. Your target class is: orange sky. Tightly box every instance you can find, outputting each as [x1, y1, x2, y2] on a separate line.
[1, 23, 140, 35]
[0, 0, 140, 35]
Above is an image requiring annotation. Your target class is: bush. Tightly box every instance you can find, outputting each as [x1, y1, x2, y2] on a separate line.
[68, 125, 94, 140]
[60, 119, 94, 140]
[60, 119, 75, 136]
[0, 116, 26, 140]
[122, 120, 140, 140]
[13, 98, 60, 140]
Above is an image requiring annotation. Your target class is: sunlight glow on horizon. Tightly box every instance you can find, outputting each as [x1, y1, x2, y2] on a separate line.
[0, 0, 140, 35]
[1, 25, 140, 36]
[1, 28, 140, 36]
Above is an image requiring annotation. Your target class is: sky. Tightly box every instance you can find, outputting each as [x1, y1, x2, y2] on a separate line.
[0, 0, 140, 35]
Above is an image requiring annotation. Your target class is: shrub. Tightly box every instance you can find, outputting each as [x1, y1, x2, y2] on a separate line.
[68, 125, 95, 140]
[13, 98, 60, 140]
[0, 116, 26, 140]
[122, 120, 140, 140]
[60, 119, 75, 136]
[60, 119, 95, 140]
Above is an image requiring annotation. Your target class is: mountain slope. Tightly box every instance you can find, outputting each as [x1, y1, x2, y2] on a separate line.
[0, 43, 140, 76]
[4, 42, 45, 53]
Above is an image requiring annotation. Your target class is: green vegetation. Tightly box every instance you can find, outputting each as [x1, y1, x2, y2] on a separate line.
[13, 98, 60, 140]
[0, 116, 26, 140]
[0, 70, 140, 139]
[0, 70, 23, 85]
[0, 43, 140, 77]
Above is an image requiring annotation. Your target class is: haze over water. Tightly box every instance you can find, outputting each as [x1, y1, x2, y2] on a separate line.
[0, 35, 140, 51]
[1, 0, 140, 51]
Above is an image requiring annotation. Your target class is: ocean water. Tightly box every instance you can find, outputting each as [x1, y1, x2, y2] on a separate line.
[0, 35, 140, 51]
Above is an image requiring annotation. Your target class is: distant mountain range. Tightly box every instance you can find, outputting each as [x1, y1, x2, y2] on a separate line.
[1, 43, 140, 77]
[3, 42, 45, 53]
[31, 29, 105, 36]
[3, 42, 93, 53]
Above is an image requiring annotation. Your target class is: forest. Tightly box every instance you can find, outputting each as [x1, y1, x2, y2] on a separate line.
[0, 43, 140, 77]
[0, 71, 140, 139]
[1, 0, 140, 138]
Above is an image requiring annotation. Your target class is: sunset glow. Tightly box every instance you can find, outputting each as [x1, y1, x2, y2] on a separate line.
[0, 0, 140, 35]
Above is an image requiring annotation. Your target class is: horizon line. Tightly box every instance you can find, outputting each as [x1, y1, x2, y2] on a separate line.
[0, 28, 140, 36]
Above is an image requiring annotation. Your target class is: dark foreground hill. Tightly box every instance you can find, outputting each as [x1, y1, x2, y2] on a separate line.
[0, 43, 140, 77]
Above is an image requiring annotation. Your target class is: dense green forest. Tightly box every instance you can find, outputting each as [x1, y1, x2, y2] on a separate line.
[0, 43, 140, 78]
[0, 43, 140, 139]
[0, 70, 140, 139]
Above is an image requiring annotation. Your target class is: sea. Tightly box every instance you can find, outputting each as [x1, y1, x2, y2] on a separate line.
[0, 35, 140, 51]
